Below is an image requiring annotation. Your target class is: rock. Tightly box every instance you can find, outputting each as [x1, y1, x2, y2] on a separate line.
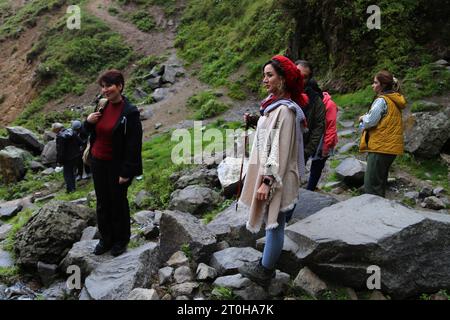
[81, 243, 160, 300]
[42, 168, 55, 175]
[133, 190, 152, 209]
[161, 293, 172, 300]
[14, 201, 96, 267]
[335, 157, 366, 187]
[369, 290, 388, 300]
[147, 76, 161, 90]
[175, 168, 220, 190]
[433, 59, 449, 67]
[419, 186, 434, 199]
[284, 194, 450, 299]
[155, 123, 163, 130]
[59, 240, 110, 280]
[404, 191, 419, 200]
[29, 161, 45, 172]
[34, 194, 55, 204]
[0, 249, 13, 268]
[289, 189, 339, 223]
[433, 187, 446, 197]
[167, 251, 189, 267]
[339, 120, 355, 128]
[169, 185, 222, 215]
[161, 65, 177, 84]
[338, 142, 358, 154]
[40, 281, 69, 300]
[268, 271, 291, 297]
[40, 141, 57, 166]
[293, 267, 328, 298]
[160, 210, 217, 263]
[404, 109, 450, 158]
[0, 146, 28, 183]
[0, 224, 12, 241]
[210, 247, 262, 276]
[5, 282, 36, 300]
[196, 263, 218, 281]
[338, 129, 356, 137]
[43, 131, 56, 142]
[149, 64, 164, 78]
[142, 224, 159, 240]
[217, 157, 249, 198]
[170, 282, 199, 298]
[133, 210, 155, 225]
[207, 201, 265, 247]
[159, 266, 173, 285]
[6, 126, 44, 155]
[174, 266, 193, 284]
[422, 196, 446, 210]
[0, 199, 23, 218]
[127, 288, 159, 300]
[0, 284, 7, 300]
[234, 282, 268, 300]
[37, 261, 58, 287]
[133, 87, 148, 101]
[213, 274, 252, 289]
[153, 88, 168, 102]
[80, 226, 100, 241]
[70, 198, 88, 206]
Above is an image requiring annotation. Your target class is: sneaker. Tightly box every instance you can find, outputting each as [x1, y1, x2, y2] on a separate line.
[238, 260, 275, 287]
[111, 243, 128, 257]
[93, 241, 112, 255]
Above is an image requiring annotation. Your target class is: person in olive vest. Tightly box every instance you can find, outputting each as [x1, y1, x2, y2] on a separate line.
[359, 70, 406, 197]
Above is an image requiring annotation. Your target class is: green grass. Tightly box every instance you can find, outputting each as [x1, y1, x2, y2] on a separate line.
[410, 101, 442, 113]
[0, 266, 21, 285]
[333, 86, 373, 121]
[202, 199, 234, 224]
[211, 286, 239, 300]
[186, 91, 229, 120]
[2, 208, 35, 253]
[125, 9, 156, 32]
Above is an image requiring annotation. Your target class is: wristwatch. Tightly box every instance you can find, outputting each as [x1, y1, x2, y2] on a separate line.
[263, 177, 273, 186]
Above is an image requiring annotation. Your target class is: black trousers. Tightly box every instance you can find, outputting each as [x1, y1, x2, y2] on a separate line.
[63, 158, 77, 193]
[307, 157, 328, 191]
[91, 157, 131, 246]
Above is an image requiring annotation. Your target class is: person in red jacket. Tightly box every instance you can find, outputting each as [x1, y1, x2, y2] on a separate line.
[296, 61, 338, 191]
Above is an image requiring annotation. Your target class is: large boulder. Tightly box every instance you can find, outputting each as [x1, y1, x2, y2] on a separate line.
[404, 109, 450, 158]
[80, 242, 160, 300]
[6, 126, 44, 155]
[174, 168, 220, 190]
[168, 185, 222, 216]
[210, 247, 262, 276]
[207, 201, 264, 247]
[283, 194, 450, 299]
[335, 157, 366, 187]
[14, 201, 96, 267]
[217, 157, 249, 198]
[159, 210, 217, 262]
[0, 146, 29, 183]
[40, 141, 57, 166]
[0, 198, 24, 219]
[289, 189, 339, 223]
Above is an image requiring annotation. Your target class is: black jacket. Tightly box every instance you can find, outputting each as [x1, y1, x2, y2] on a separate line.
[83, 96, 143, 178]
[56, 128, 82, 164]
[303, 84, 326, 157]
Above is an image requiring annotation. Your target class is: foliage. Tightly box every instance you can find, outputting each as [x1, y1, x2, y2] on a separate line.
[187, 91, 229, 120]
[211, 286, 239, 300]
[180, 243, 192, 260]
[126, 10, 156, 32]
[202, 199, 234, 224]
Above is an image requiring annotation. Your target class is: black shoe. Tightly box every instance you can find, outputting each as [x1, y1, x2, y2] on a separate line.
[111, 243, 127, 257]
[238, 260, 275, 287]
[93, 241, 111, 255]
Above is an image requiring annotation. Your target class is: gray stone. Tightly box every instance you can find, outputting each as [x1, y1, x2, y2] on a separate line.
[40, 141, 57, 166]
[37, 261, 58, 287]
[40, 281, 69, 300]
[133, 210, 155, 225]
[213, 274, 252, 289]
[217, 157, 249, 198]
[404, 191, 419, 200]
[6, 126, 44, 155]
[70, 198, 88, 206]
[0, 146, 27, 183]
[210, 247, 262, 276]
[159, 266, 174, 285]
[133, 87, 148, 101]
[0, 224, 12, 241]
[404, 109, 450, 158]
[127, 288, 159, 300]
[170, 282, 199, 297]
[207, 201, 265, 247]
[268, 271, 291, 297]
[134, 191, 152, 209]
[142, 224, 159, 240]
[82, 243, 160, 300]
[159, 210, 217, 262]
[335, 157, 366, 187]
[284, 194, 450, 299]
[419, 186, 434, 199]
[147, 76, 161, 90]
[176, 295, 190, 300]
[433, 187, 446, 197]
[43, 131, 56, 142]
[338, 129, 356, 137]
[153, 88, 168, 102]
[59, 240, 110, 281]
[293, 267, 328, 298]
[29, 161, 45, 172]
[161, 293, 172, 300]
[338, 142, 358, 154]
[174, 266, 193, 284]
[42, 168, 55, 175]
[169, 185, 222, 215]
[196, 263, 217, 281]
[155, 123, 163, 130]
[290, 188, 339, 223]
[234, 282, 268, 300]
[166, 251, 189, 267]
[5, 282, 36, 299]
[175, 168, 220, 190]
[80, 226, 100, 241]
[0, 199, 23, 218]
[14, 201, 96, 267]
[0, 249, 13, 268]
[433, 59, 449, 66]
[422, 196, 446, 210]
[161, 65, 177, 84]
[339, 120, 355, 128]
[149, 64, 164, 78]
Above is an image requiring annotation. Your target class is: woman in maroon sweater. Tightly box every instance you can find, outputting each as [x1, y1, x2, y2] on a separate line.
[84, 70, 143, 257]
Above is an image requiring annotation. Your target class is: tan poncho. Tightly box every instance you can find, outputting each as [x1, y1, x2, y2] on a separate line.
[238, 104, 303, 233]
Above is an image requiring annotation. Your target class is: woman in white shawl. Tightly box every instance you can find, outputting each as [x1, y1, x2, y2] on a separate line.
[238, 55, 307, 285]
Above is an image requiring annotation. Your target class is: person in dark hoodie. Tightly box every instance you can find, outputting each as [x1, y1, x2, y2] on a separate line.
[53, 122, 82, 193]
[83, 69, 143, 257]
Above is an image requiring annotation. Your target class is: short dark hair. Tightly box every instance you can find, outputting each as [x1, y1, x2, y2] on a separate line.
[263, 59, 286, 78]
[97, 69, 125, 92]
[295, 60, 314, 79]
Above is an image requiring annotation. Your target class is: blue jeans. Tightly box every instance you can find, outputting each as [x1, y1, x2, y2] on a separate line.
[261, 205, 296, 270]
